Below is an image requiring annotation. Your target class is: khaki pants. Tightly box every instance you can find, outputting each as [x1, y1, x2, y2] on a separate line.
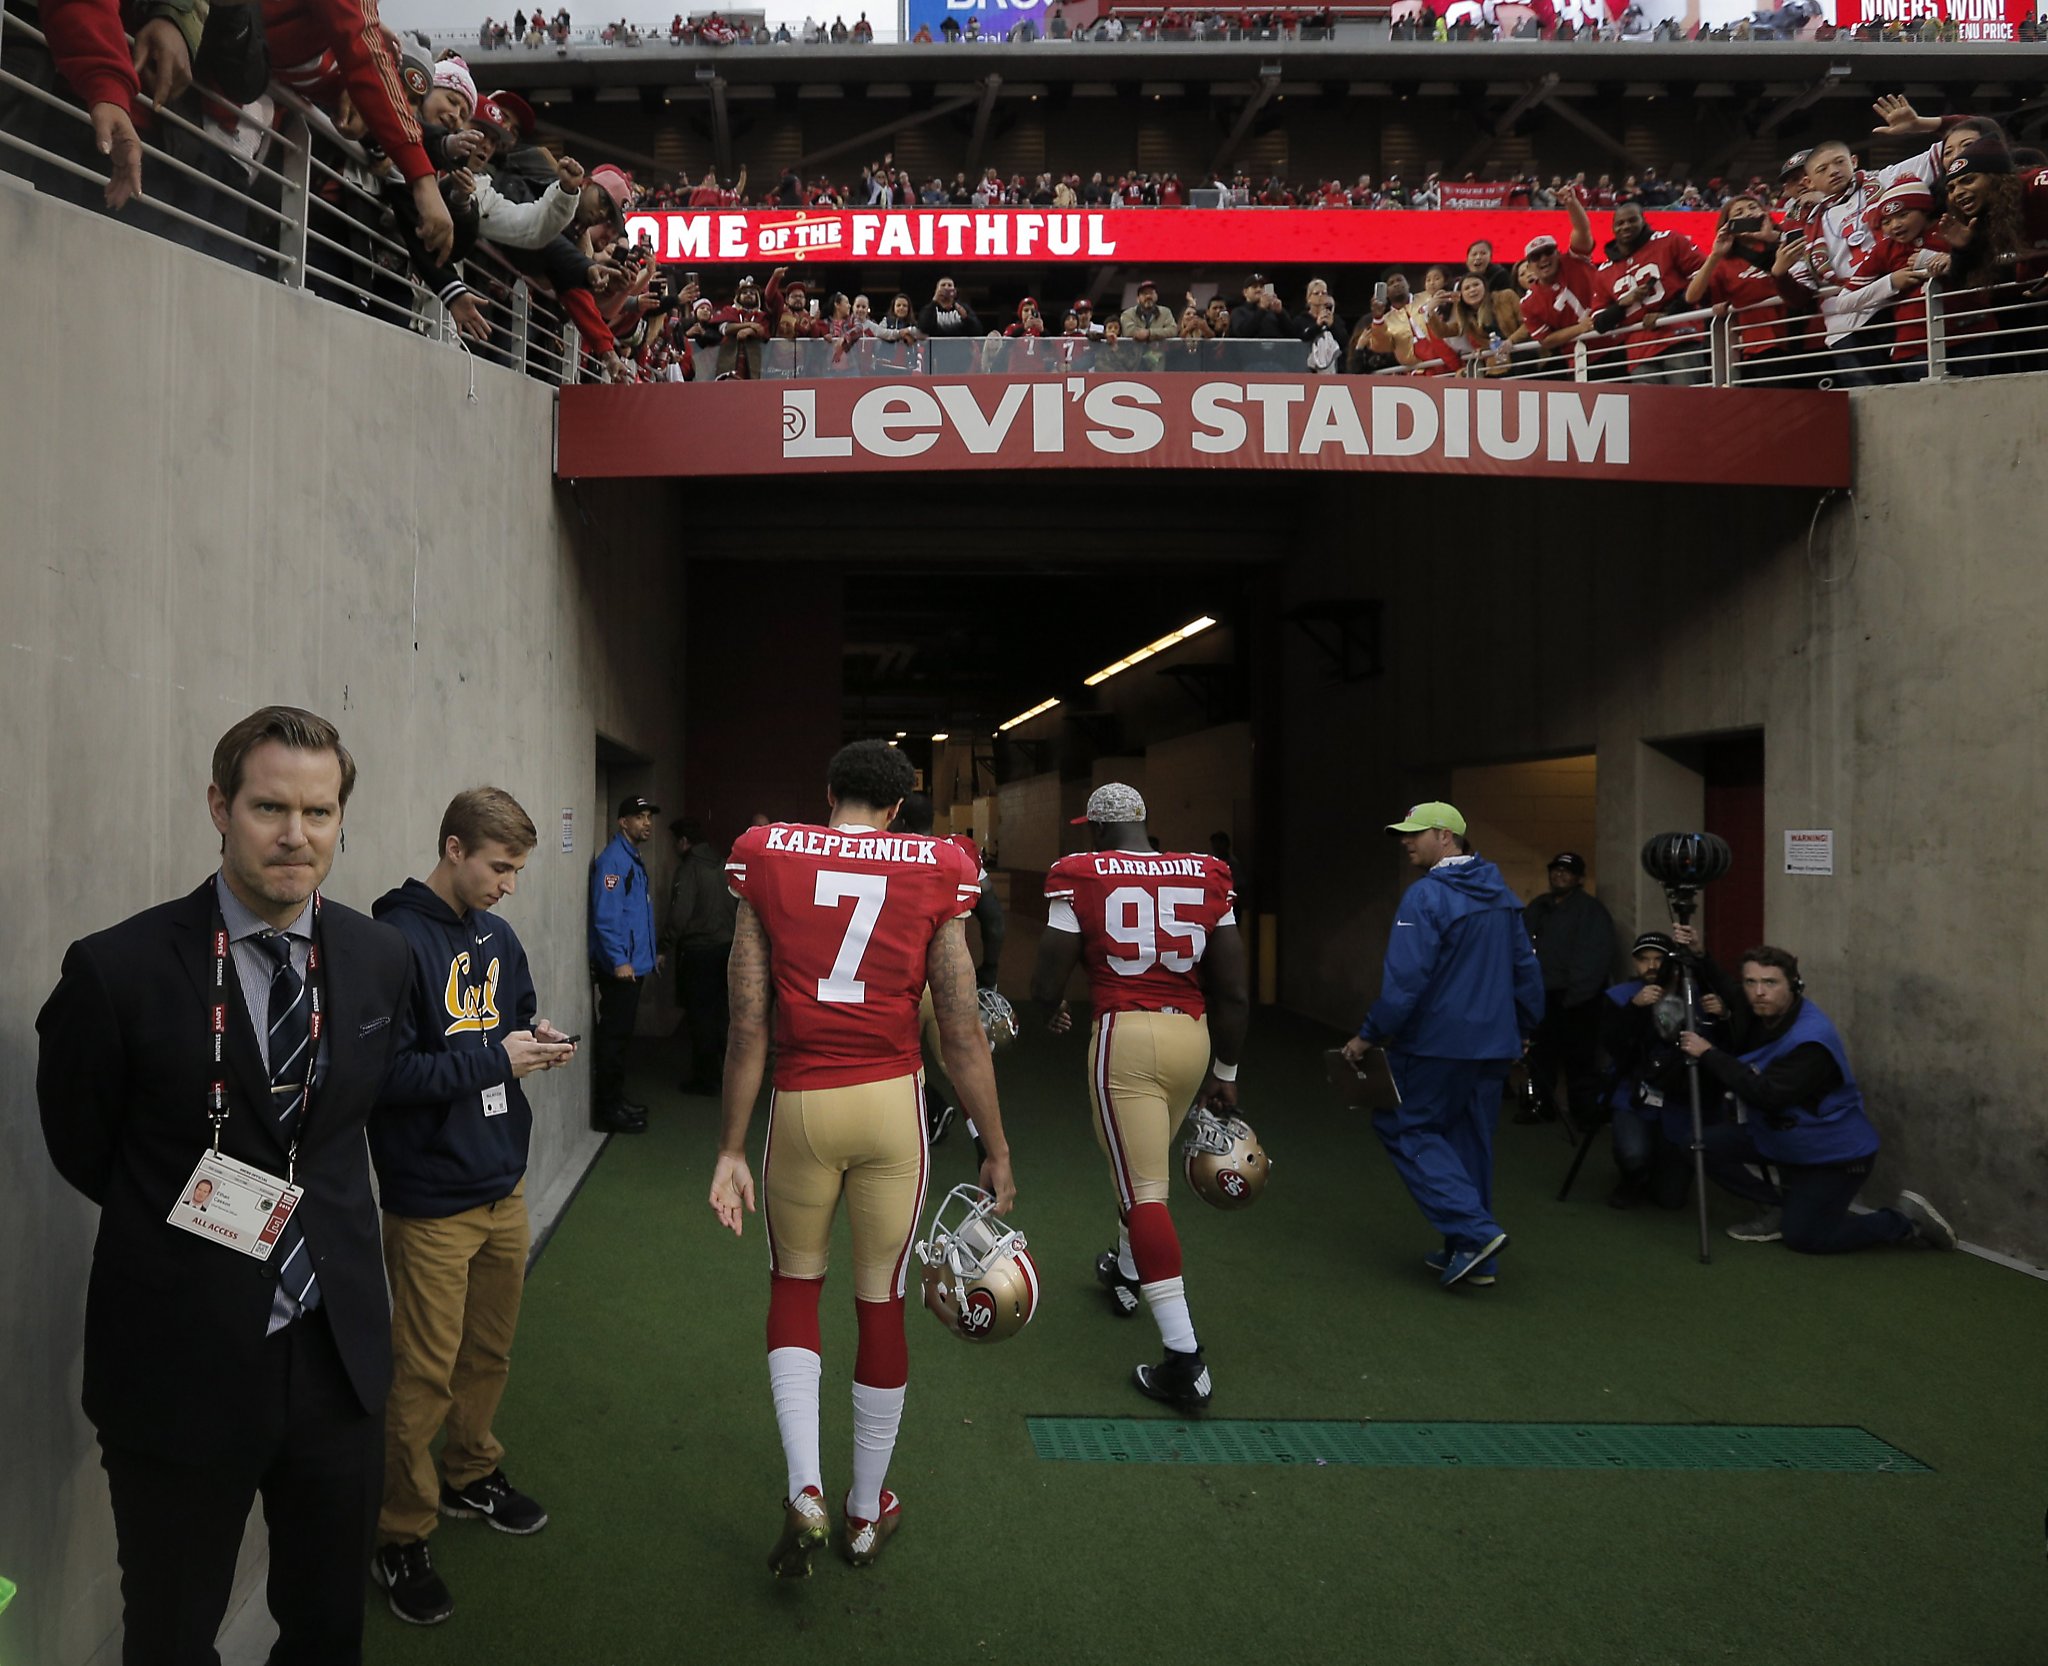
[764, 1073, 930, 1302]
[1087, 1009, 1212, 1212]
[379, 1181, 529, 1543]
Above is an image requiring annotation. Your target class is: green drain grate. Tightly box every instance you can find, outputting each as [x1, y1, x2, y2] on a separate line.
[1025, 1418, 1932, 1473]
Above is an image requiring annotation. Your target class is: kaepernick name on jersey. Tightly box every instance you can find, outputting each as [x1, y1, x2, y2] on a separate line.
[759, 825, 942, 865]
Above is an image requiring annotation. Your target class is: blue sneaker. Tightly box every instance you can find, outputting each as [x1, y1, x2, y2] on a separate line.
[1440, 1232, 1509, 1288]
[1423, 1249, 1497, 1288]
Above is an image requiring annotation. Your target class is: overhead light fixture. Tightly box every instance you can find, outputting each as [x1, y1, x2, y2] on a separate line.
[893, 731, 907, 738]
[931, 731, 951, 742]
[1082, 616, 1216, 688]
[997, 697, 1060, 733]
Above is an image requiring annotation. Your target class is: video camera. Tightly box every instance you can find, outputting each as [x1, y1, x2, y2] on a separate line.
[1638, 833, 1731, 1040]
[1639, 831, 1732, 927]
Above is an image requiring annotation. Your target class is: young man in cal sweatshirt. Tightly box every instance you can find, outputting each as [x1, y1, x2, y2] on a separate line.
[369, 788, 575, 1625]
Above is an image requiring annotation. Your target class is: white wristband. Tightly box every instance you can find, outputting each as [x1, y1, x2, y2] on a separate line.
[1210, 1060, 1239, 1082]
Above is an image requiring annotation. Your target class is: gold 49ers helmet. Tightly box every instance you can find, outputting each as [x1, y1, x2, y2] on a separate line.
[979, 988, 1020, 1053]
[1182, 1107, 1270, 1209]
[916, 1185, 1039, 1342]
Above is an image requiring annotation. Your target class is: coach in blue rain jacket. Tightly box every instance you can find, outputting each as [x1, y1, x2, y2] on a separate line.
[1343, 802, 1544, 1288]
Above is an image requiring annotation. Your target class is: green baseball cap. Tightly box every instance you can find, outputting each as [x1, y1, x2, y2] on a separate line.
[1385, 801, 1467, 836]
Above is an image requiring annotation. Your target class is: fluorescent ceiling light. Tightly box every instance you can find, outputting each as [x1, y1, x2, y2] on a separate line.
[996, 697, 1060, 733]
[1083, 616, 1217, 688]
[930, 732, 950, 742]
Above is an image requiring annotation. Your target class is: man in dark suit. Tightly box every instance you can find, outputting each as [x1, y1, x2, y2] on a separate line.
[38, 706, 413, 1666]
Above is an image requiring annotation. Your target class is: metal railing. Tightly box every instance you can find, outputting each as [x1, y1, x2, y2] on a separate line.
[1, 0, 597, 385]
[629, 289, 2047, 387]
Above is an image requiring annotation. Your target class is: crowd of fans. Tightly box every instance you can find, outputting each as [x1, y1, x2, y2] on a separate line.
[8, 1, 2041, 393]
[467, 3, 2045, 47]
[621, 100, 2047, 387]
[627, 157, 1752, 212]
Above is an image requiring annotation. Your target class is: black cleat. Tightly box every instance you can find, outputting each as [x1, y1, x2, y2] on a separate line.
[1094, 1251, 1142, 1318]
[926, 1100, 957, 1145]
[1134, 1347, 1213, 1411]
[593, 1106, 647, 1135]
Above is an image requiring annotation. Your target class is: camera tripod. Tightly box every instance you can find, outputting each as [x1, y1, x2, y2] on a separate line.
[1643, 833, 1733, 1263]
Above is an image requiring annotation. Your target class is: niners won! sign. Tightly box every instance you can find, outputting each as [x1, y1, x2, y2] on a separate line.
[557, 376, 1851, 488]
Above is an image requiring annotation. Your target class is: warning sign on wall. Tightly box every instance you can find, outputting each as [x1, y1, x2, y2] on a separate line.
[1784, 829, 1834, 876]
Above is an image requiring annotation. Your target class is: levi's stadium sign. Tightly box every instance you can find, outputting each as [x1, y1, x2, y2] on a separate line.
[555, 377, 1849, 488]
[617, 208, 1716, 267]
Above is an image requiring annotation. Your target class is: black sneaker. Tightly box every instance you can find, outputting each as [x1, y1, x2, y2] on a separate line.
[372, 1539, 453, 1626]
[593, 1106, 648, 1135]
[441, 1469, 549, 1535]
[622, 1099, 650, 1116]
[1134, 1347, 1213, 1411]
[1094, 1250, 1142, 1318]
[926, 1100, 956, 1145]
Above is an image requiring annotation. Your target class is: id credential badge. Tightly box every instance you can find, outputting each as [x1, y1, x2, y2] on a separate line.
[167, 1152, 304, 1261]
[481, 1082, 509, 1119]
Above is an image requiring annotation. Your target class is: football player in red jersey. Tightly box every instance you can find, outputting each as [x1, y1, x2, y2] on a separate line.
[892, 792, 1006, 1146]
[709, 742, 1014, 1577]
[1030, 784, 1248, 1410]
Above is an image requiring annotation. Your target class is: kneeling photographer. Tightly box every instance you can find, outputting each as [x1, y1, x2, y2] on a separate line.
[1676, 946, 1957, 1255]
[1600, 929, 1736, 1210]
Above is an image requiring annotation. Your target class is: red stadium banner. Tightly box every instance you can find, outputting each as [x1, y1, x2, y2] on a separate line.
[1436, 184, 1516, 210]
[556, 376, 1849, 487]
[618, 208, 1717, 267]
[1831, 0, 2031, 37]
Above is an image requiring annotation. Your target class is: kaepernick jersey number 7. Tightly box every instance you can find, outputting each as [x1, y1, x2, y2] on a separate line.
[726, 823, 982, 1091]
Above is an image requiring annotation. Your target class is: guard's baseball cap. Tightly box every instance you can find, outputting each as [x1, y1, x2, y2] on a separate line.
[1072, 783, 1147, 825]
[1548, 851, 1588, 874]
[617, 794, 661, 818]
[1385, 802, 1466, 836]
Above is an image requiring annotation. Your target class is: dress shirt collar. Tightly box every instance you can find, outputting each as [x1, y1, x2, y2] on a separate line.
[215, 871, 316, 945]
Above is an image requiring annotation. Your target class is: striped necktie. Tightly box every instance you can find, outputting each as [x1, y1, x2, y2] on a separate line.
[260, 933, 321, 1315]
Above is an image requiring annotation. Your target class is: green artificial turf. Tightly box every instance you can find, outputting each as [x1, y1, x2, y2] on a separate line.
[364, 1010, 2048, 1666]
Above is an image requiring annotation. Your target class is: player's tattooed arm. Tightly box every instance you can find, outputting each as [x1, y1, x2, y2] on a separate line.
[710, 900, 772, 1235]
[929, 919, 1016, 1212]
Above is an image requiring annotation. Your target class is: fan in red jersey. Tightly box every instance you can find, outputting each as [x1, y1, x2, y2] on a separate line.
[1595, 200, 1708, 382]
[710, 741, 1015, 1578]
[1518, 189, 1619, 371]
[1030, 784, 1249, 1412]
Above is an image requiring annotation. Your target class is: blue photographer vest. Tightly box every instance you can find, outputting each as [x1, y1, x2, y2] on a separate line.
[1736, 999, 1879, 1165]
[1605, 980, 1650, 1116]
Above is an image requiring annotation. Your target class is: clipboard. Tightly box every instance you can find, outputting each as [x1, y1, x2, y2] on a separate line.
[1324, 1048, 1401, 1113]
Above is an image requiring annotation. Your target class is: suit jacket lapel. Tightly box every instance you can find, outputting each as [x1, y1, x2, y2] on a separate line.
[169, 879, 289, 1161]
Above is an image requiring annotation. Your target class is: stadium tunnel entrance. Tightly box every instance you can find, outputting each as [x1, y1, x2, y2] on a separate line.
[590, 462, 1818, 1032]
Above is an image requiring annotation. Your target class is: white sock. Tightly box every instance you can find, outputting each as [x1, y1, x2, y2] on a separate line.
[1140, 1275, 1199, 1354]
[768, 1347, 823, 1499]
[1117, 1225, 1139, 1282]
[848, 1381, 907, 1521]
[965, 1117, 980, 1141]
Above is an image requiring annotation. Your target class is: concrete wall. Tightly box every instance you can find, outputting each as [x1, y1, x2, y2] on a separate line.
[1275, 376, 2047, 1263]
[0, 187, 687, 1666]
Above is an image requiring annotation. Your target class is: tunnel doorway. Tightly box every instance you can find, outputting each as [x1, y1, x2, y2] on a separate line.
[1449, 754, 1601, 906]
